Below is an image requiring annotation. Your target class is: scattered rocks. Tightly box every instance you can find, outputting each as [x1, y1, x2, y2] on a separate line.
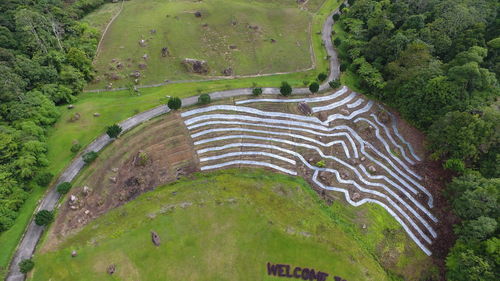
[150, 29, 156, 34]
[71, 250, 77, 257]
[362, 224, 367, 229]
[352, 192, 361, 200]
[84, 209, 90, 215]
[138, 63, 147, 69]
[194, 11, 202, 17]
[67, 104, 74, 109]
[83, 186, 91, 196]
[130, 71, 141, 78]
[107, 264, 116, 275]
[142, 54, 148, 60]
[151, 231, 161, 246]
[69, 112, 80, 122]
[270, 38, 276, 43]
[378, 110, 390, 123]
[109, 176, 117, 183]
[182, 58, 209, 74]
[161, 47, 169, 57]
[202, 23, 208, 28]
[248, 25, 259, 30]
[93, 112, 100, 117]
[368, 166, 377, 173]
[107, 83, 113, 90]
[111, 167, 119, 173]
[222, 67, 233, 76]
[360, 156, 366, 162]
[229, 45, 237, 49]
[139, 39, 147, 47]
[340, 109, 350, 115]
[70, 195, 78, 203]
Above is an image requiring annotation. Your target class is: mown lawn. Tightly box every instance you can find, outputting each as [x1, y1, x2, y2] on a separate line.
[29, 169, 397, 281]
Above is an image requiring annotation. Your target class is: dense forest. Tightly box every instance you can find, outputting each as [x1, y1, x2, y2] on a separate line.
[0, 0, 106, 232]
[336, 0, 499, 280]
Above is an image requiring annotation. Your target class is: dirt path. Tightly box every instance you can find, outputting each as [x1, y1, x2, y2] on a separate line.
[6, 4, 343, 281]
[93, 0, 124, 62]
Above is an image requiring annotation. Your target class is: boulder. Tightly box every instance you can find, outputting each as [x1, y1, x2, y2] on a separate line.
[151, 231, 161, 246]
[182, 58, 209, 74]
[368, 166, 376, 173]
[222, 67, 233, 76]
[109, 176, 117, 183]
[298, 102, 312, 115]
[67, 104, 74, 109]
[139, 39, 147, 47]
[93, 112, 100, 117]
[107, 264, 116, 275]
[194, 11, 202, 17]
[161, 47, 169, 57]
[83, 186, 91, 195]
[71, 250, 77, 257]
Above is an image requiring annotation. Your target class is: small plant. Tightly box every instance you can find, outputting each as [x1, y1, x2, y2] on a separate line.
[443, 158, 466, 174]
[332, 14, 340, 21]
[252, 87, 262, 96]
[35, 210, 54, 226]
[167, 97, 182, 110]
[317, 72, 327, 82]
[316, 160, 326, 168]
[83, 151, 98, 164]
[329, 79, 341, 89]
[302, 80, 310, 86]
[34, 172, 53, 187]
[56, 182, 72, 194]
[280, 81, 292, 96]
[19, 259, 34, 273]
[136, 151, 149, 166]
[70, 142, 82, 153]
[309, 82, 320, 93]
[340, 63, 348, 72]
[333, 38, 342, 47]
[106, 124, 122, 138]
[198, 93, 211, 105]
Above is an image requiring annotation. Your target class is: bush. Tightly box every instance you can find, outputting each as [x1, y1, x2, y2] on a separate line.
[34, 172, 53, 187]
[333, 38, 342, 47]
[252, 87, 262, 96]
[332, 14, 340, 21]
[340, 63, 348, 72]
[198, 93, 211, 105]
[83, 151, 98, 164]
[167, 97, 182, 110]
[309, 82, 320, 93]
[35, 210, 54, 226]
[106, 124, 122, 138]
[56, 182, 72, 194]
[329, 79, 341, 89]
[302, 80, 309, 86]
[339, 3, 346, 11]
[316, 160, 326, 168]
[19, 259, 34, 273]
[280, 82, 292, 96]
[70, 142, 82, 153]
[317, 72, 327, 82]
[444, 158, 466, 174]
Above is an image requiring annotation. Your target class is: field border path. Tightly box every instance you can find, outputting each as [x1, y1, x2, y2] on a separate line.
[6, 3, 343, 281]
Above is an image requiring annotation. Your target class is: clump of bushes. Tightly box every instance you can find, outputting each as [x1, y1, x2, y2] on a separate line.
[83, 151, 98, 164]
[19, 259, 34, 273]
[56, 182, 72, 194]
[34, 210, 54, 226]
[34, 172, 53, 187]
[329, 79, 341, 89]
[106, 124, 122, 138]
[198, 93, 211, 105]
[70, 142, 82, 153]
[317, 72, 328, 82]
[167, 97, 182, 110]
[280, 81, 292, 96]
[309, 82, 320, 93]
[252, 87, 262, 96]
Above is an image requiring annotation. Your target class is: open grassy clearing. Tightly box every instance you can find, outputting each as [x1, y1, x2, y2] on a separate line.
[30, 169, 433, 281]
[90, 0, 317, 89]
[80, 1, 122, 34]
[0, 0, 340, 274]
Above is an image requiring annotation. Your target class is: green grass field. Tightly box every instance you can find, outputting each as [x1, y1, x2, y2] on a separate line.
[89, 0, 320, 89]
[29, 169, 433, 281]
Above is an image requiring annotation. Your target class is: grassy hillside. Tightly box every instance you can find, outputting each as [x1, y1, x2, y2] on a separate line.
[89, 0, 315, 89]
[29, 169, 433, 281]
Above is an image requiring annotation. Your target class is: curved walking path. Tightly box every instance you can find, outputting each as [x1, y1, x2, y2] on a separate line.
[6, 4, 342, 280]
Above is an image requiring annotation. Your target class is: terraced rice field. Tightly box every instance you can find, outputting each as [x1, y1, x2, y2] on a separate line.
[181, 87, 438, 255]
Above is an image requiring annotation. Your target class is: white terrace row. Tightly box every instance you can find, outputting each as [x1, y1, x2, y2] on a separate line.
[181, 88, 437, 256]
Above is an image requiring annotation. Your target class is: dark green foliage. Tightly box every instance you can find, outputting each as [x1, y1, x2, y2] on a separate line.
[252, 87, 262, 96]
[332, 14, 340, 22]
[167, 97, 182, 110]
[19, 259, 34, 274]
[56, 182, 72, 194]
[317, 72, 327, 82]
[71, 142, 82, 153]
[443, 158, 465, 174]
[34, 172, 53, 187]
[329, 79, 341, 89]
[34, 210, 53, 226]
[0, 0, 101, 234]
[106, 124, 122, 138]
[333, 38, 341, 47]
[339, 63, 347, 72]
[279, 82, 292, 96]
[82, 151, 98, 164]
[198, 93, 211, 105]
[309, 82, 319, 93]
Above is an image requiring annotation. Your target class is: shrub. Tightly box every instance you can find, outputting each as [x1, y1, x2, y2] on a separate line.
[340, 63, 348, 72]
[302, 80, 309, 86]
[56, 182, 72, 194]
[83, 151, 98, 164]
[329, 79, 341, 89]
[19, 259, 34, 273]
[106, 124, 122, 138]
[34, 172, 53, 187]
[340, 3, 346, 11]
[317, 72, 327, 82]
[443, 158, 466, 174]
[332, 14, 340, 21]
[252, 88, 262, 96]
[333, 38, 342, 47]
[70, 142, 82, 153]
[316, 160, 326, 168]
[280, 82, 292, 96]
[198, 93, 211, 105]
[309, 82, 320, 93]
[35, 210, 53, 226]
[167, 97, 182, 110]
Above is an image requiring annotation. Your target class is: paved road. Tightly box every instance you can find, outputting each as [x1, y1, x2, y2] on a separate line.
[5, 5, 342, 281]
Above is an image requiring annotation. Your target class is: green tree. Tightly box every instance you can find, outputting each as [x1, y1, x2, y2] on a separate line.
[34, 210, 53, 226]
[309, 82, 319, 93]
[317, 72, 328, 82]
[56, 182, 72, 194]
[106, 124, 122, 138]
[252, 88, 262, 96]
[19, 259, 34, 273]
[456, 216, 497, 242]
[198, 93, 211, 105]
[329, 79, 341, 89]
[167, 97, 182, 110]
[70, 142, 82, 153]
[446, 249, 495, 281]
[280, 82, 292, 96]
[34, 172, 53, 187]
[82, 151, 98, 164]
[443, 158, 465, 174]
